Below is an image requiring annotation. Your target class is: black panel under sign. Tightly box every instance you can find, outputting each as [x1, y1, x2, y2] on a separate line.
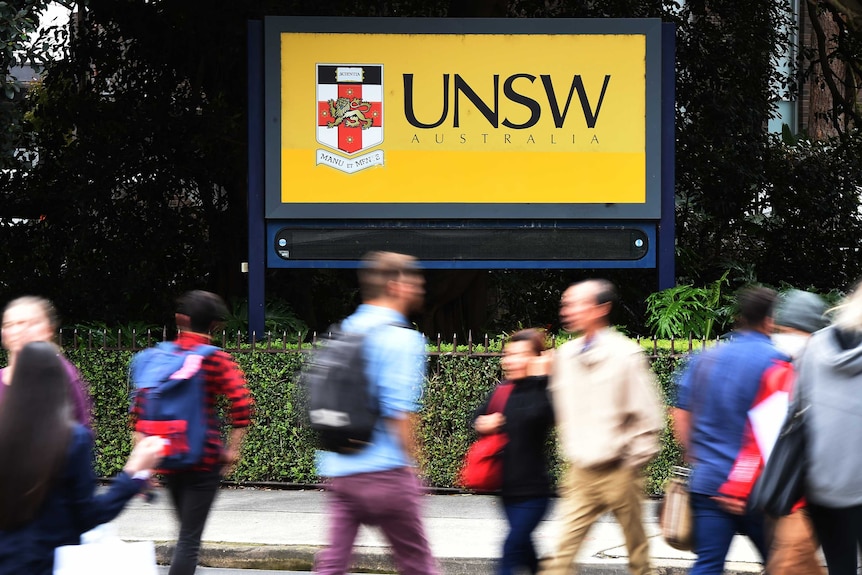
[274, 227, 648, 261]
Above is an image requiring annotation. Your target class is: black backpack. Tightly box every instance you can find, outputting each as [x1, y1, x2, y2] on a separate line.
[303, 323, 404, 454]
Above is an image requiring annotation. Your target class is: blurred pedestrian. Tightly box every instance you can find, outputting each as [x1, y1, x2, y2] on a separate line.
[130, 290, 253, 575]
[0, 342, 164, 575]
[541, 279, 663, 575]
[715, 289, 828, 575]
[314, 252, 439, 575]
[1, 296, 91, 427]
[472, 328, 555, 575]
[672, 287, 787, 575]
[794, 280, 862, 575]
[765, 290, 828, 575]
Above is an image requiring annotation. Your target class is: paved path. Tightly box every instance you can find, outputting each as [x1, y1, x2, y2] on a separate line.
[105, 486, 766, 574]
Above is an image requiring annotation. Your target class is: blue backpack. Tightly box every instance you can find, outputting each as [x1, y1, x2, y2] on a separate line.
[130, 342, 217, 469]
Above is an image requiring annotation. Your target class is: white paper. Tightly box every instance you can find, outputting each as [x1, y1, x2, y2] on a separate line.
[54, 540, 157, 575]
[748, 390, 790, 464]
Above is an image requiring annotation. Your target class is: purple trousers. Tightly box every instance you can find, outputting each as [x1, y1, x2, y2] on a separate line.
[315, 467, 440, 575]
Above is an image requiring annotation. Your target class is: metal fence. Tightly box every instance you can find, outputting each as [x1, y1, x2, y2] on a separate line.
[57, 328, 715, 360]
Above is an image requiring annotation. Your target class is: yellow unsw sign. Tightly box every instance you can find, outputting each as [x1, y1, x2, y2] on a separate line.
[279, 31, 647, 204]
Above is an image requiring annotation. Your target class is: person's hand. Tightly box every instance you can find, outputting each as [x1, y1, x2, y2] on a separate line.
[526, 351, 553, 377]
[220, 445, 241, 477]
[474, 412, 505, 435]
[712, 495, 747, 515]
[123, 436, 165, 475]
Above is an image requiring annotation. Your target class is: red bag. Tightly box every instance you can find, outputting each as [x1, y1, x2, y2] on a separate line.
[459, 383, 514, 491]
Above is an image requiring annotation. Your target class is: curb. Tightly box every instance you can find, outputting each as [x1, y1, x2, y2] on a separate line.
[152, 542, 763, 575]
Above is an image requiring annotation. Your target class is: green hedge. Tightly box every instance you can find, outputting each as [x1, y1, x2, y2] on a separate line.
[51, 342, 691, 496]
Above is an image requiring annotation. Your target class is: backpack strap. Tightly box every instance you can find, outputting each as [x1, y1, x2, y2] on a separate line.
[156, 341, 218, 356]
[191, 343, 219, 357]
[486, 382, 514, 415]
[156, 341, 180, 353]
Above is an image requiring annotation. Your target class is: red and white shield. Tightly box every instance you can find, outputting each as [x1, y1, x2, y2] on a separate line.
[317, 64, 383, 155]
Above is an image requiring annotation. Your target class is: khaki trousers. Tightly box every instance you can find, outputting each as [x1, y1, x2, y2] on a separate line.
[540, 464, 652, 575]
[767, 509, 825, 575]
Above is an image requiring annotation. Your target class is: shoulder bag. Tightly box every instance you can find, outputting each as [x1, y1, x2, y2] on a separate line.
[748, 375, 808, 517]
[658, 353, 715, 551]
[659, 466, 694, 551]
[459, 382, 514, 492]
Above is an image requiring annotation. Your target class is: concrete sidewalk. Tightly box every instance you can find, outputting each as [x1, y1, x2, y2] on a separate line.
[107, 486, 766, 574]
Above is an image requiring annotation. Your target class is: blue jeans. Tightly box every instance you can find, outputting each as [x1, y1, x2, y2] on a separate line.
[499, 497, 551, 575]
[690, 492, 768, 575]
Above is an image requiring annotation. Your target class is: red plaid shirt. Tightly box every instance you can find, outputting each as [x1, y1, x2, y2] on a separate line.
[130, 332, 253, 473]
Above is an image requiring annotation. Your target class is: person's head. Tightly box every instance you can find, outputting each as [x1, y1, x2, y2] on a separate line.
[501, 328, 546, 380]
[1, 296, 59, 357]
[0, 341, 74, 530]
[357, 251, 424, 315]
[559, 279, 617, 336]
[734, 286, 778, 334]
[772, 290, 829, 357]
[175, 290, 229, 335]
[831, 279, 862, 333]
[774, 290, 828, 335]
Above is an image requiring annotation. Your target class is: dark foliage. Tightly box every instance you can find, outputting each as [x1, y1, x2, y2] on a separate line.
[1, 0, 861, 334]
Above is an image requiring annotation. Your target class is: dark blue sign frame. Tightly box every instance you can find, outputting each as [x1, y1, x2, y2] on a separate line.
[246, 19, 676, 335]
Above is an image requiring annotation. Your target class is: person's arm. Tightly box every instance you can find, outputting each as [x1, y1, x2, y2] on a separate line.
[472, 390, 504, 435]
[221, 427, 248, 475]
[212, 352, 253, 473]
[61, 357, 93, 429]
[623, 352, 664, 468]
[670, 354, 698, 462]
[671, 407, 691, 453]
[388, 413, 420, 463]
[67, 429, 163, 534]
[474, 412, 505, 435]
[376, 327, 425, 463]
[214, 353, 253, 428]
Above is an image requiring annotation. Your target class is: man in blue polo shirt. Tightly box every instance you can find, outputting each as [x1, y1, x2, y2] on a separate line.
[315, 251, 439, 575]
[672, 287, 788, 575]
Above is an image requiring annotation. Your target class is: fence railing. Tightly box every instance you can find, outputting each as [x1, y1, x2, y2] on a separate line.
[57, 328, 718, 359]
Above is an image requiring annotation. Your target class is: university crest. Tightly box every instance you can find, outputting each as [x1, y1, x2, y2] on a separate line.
[316, 64, 384, 174]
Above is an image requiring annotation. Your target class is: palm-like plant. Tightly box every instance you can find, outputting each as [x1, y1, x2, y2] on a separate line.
[645, 271, 732, 339]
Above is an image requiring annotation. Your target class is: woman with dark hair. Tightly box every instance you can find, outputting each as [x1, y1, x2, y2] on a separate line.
[0, 342, 163, 575]
[472, 328, 555, 575]
[1, 296, 91, 427]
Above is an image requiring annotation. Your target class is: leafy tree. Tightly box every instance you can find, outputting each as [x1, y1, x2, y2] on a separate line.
[2, 0, 862, 336]
[754, 132, 862, 289]
[673, 0, 794, 284]
[1, 1, 259, 322]
[0, 0, 70, 166]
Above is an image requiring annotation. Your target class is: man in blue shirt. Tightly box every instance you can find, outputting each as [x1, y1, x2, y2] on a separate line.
[315, 251, 439, 575]
[672, 287, 788, 575]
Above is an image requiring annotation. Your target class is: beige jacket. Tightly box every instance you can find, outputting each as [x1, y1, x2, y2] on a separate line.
[550, 328, 663, 470]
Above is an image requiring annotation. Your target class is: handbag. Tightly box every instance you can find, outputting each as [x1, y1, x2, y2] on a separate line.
[748, 392, 808, 517]
[659, 466, 693, 551]
[459, 382, 514, 491]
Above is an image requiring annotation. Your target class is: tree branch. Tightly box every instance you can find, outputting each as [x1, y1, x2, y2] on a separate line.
[807, 0, 851, 135]
[824, 0, 862, 31]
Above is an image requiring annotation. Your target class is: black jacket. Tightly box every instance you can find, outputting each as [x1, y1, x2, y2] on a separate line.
[473, 376, 555, 499]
